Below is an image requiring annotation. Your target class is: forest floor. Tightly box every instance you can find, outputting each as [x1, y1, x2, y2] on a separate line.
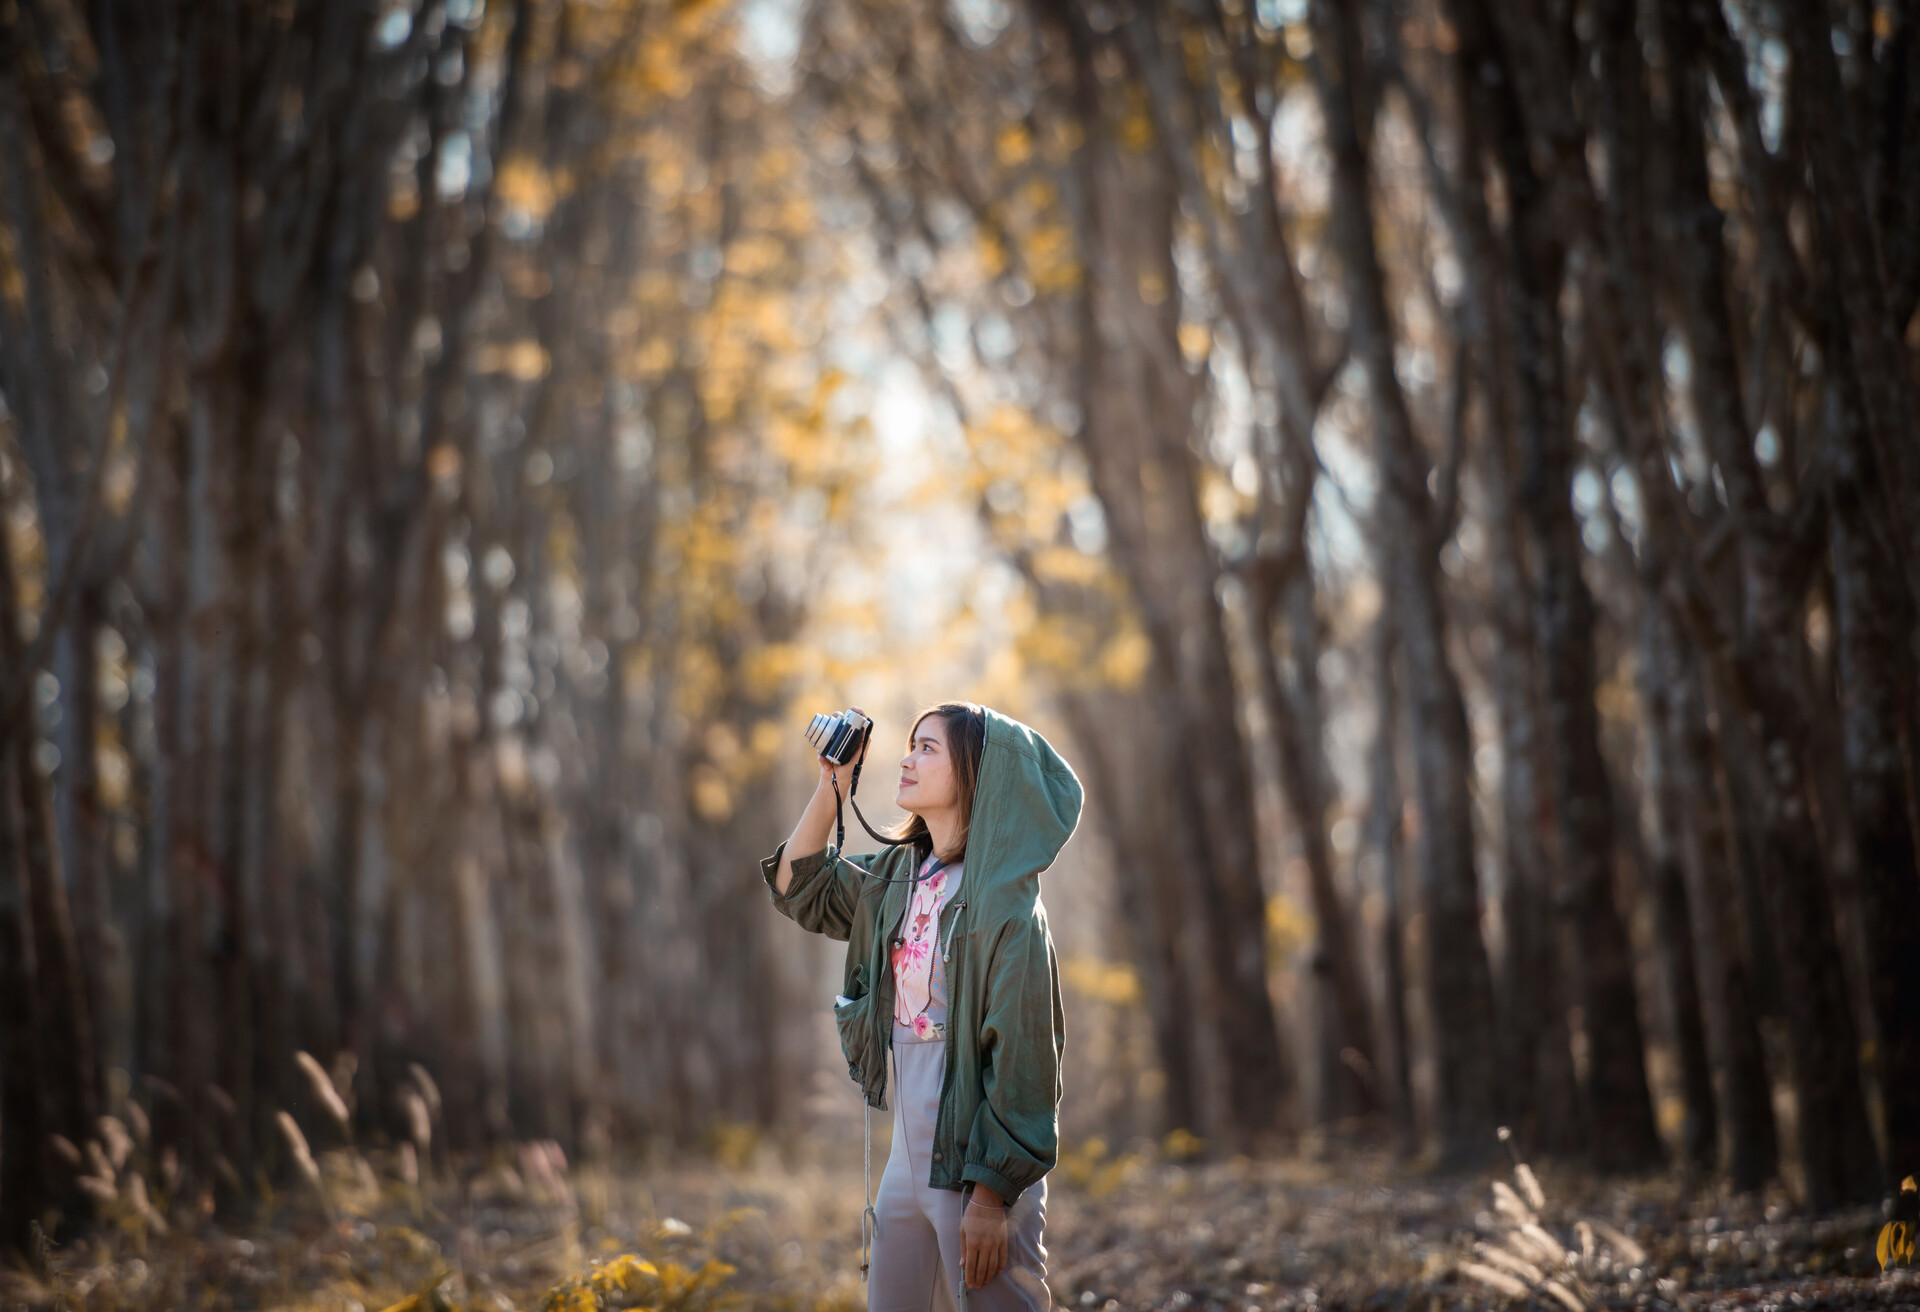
[6, 1137, 1916, 1312]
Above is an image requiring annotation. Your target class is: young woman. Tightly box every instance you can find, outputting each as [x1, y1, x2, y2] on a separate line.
[761, 702, 1081, 1312]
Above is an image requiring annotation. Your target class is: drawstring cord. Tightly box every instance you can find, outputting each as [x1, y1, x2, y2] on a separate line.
[858, 1083, 976, 1311]
[860, 1099, 877, 1282]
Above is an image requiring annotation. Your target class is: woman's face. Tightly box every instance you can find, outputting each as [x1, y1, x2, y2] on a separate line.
[896, 714, 957, 815]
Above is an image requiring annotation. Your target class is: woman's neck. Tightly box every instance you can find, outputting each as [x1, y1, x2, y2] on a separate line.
[922, 807, 960, 860]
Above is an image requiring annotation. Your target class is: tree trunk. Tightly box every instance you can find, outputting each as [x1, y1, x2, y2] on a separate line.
[1647, 597, 1781, 1190]
[0, 742, 48, 1257]
[1784, 0, 1920, 602]
[1057, 18, 1292, 1142]
[1364, 611, 1418, 1157]
[1443, 0, 1662, 1170]
[1251, 560, 1378, 1125]
[1664, 2, 1883, 1207]
[1483, 452, 1583, 1160]
[63, 584, 114, 1113]
[1059, 691, 1204, 1137]
[1312, 0, 1498, 1165]
[0, 462, 50, 1253]
[1825, 340, 1920, 1185]
[1638, 617, 1719, 1172]
[0, 515, 100, 1165]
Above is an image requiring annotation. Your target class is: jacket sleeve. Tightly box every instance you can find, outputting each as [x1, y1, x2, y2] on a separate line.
[760, 841, 875, 942]
[961, 913, 1063, 1204]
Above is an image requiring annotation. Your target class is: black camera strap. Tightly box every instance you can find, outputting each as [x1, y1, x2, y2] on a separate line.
[830, 723, 939, 883]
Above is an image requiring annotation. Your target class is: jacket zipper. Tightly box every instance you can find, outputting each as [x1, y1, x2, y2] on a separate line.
[941, 899, 967, 962]
[931, 898, 967, 1179]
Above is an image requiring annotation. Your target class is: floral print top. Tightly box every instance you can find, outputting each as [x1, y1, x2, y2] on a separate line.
[892, 854, 964, 1039]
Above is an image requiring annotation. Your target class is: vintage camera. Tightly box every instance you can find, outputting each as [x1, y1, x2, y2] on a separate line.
[805, 709, 873, 766]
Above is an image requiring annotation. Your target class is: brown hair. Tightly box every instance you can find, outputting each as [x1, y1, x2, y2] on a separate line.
[891, 702, 988, 863]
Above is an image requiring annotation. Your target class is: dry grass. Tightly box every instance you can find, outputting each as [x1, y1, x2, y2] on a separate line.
[4, 1135, 1916, 1311]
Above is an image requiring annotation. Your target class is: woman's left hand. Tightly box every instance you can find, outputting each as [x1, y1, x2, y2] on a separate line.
[961, 1187, 1008, 1288]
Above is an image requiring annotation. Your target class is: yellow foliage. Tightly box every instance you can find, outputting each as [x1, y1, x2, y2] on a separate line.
[1030, 545, 1106, 587]
[1178, 321, 1212, 367]
[994, 122, 1033, 167]
[1161, 1127, 1207, 1162]
[631, 337, 678, 377]
[1595, 658, 1639, 728]
[1267, 893, 1314, 968]
[375, 1274, 454, 1312]
[474, 339, 551, 381]
[1199, 463, 1248, 529]
[978, 231, 1008, 279]
[750, 718, 785, 762]
[1881, 1176, 1918, 1271]
[542, 1249, 736, 1311]
[1097, 629, 1151, 690]
[1883, 1219, 1915, 1270]
[743, 643, 806, 696]
[690, 765, 732, 822]
[1018, 178, 1058, 216]
[674, 645, 725, 720]
[1056, 1136, 1144, 1197]
[631, 32, 697, 99]
[1017, 614, 1095, 674]
[1061, 955, 1141, 1006]
[495, 154, 560, 221]
[546, 512, 580, 581]
[1117, 89, 1155, 154]
[707, 1121, 760, 1170]
[1025, 223, 1079, 293]
[1044, 117, 1085, 162]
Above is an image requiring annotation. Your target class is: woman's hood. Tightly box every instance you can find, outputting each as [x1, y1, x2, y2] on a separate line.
[960, 708, 1083, 911]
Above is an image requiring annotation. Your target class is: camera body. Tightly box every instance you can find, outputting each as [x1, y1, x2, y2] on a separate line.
[806, 709, 873, 766]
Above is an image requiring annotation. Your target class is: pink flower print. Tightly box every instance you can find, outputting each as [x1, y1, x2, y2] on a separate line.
[929, 872, 946, 896]
[912, 1014, 933, 1040]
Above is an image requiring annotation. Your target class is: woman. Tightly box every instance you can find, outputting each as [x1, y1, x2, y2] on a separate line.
[761, 702, 1081, 1312]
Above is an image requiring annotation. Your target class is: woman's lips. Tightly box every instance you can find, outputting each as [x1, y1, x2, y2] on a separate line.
[898, 778, 915, 788]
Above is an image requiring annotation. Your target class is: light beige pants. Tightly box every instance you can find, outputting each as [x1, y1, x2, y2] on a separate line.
[868, 1028, 1050, 1312]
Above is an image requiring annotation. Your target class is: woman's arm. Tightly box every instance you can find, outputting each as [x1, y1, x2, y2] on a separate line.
[775, 708, 869, 893]
[774, 765, 845, 894]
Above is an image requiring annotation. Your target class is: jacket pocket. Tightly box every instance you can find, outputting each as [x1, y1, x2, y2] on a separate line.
[833, 963, 879, 1085]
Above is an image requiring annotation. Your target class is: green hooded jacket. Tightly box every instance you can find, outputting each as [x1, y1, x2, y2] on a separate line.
[760, 708, 1082, 1204]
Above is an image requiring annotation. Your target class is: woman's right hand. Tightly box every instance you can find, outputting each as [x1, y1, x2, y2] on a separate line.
[781, 705, 869, 895]
[817, 705, 870, 784]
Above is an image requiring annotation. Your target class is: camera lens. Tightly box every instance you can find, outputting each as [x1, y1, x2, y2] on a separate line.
[803, 709, 869, 765]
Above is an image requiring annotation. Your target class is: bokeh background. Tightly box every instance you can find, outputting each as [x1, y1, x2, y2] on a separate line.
[2, 0, 1918, 1268]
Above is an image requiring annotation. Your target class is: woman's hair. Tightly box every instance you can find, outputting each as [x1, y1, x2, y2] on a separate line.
[891, 701, 988, 863]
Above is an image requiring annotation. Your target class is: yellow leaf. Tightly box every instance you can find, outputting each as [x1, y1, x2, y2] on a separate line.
[1098, 630, 1151, 690]
[495, 154, 559, 221]
[995, 123, 1032, 167]
[1162, 1127, 1206, 1161]
[1117, 92, 1154, 153]
[1879, 1220, 1911, 1271]
[1266, 893, 1314, 967]
[1062, 955, 1141, 1006]
[690, 765, 732, 822]
[1178, 321, 1212, 366]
